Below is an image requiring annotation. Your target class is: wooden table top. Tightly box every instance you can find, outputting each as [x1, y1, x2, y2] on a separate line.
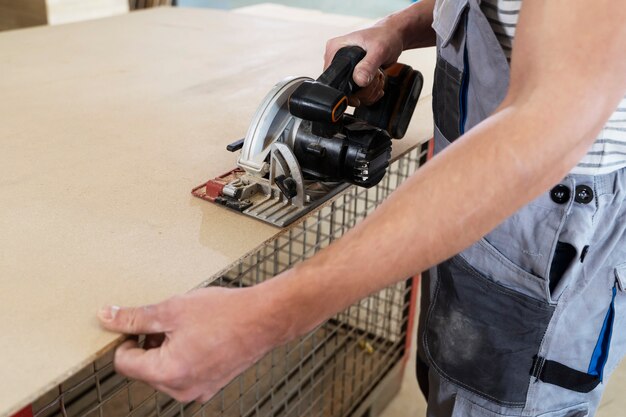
[0, 7, 435, 415]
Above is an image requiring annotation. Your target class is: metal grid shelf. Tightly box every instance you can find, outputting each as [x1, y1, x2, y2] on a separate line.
[30, 144, 428, 417]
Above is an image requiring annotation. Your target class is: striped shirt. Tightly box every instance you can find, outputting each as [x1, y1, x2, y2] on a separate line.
[481, 0, 626, 175]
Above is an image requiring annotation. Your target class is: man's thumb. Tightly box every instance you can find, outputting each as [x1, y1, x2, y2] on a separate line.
[98, 304, 167, 335]
[353, 59, 379, 87]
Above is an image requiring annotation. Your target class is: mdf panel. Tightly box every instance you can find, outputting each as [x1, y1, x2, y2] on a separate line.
[0, 7, 435, 415]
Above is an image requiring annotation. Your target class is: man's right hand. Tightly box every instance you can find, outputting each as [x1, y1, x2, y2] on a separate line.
[323, 0, 436, 106]
[324, 25, 404, 89]
[324, 25, 402, 107]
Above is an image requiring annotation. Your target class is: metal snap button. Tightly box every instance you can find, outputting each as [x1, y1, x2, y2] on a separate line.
[550, 184, 570, 204]
[575, 185, 594, 204]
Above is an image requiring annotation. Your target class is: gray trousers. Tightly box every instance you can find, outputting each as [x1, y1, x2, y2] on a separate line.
[418, 131, 626, 417]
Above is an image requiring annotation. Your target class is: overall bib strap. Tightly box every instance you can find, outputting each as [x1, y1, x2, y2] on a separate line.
[531, 356, 601, 394]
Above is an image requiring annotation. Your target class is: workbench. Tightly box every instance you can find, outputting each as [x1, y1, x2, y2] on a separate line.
[0, 6, 435, 416]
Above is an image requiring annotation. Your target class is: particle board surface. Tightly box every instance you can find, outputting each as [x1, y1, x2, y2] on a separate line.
[234, 3, 372, 26]
[0, 7, 435, 415]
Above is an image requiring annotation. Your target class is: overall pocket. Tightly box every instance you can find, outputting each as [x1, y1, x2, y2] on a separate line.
[424, 255, 555, 407]
[432, 0, 469, 142]
[433, 55, 465, 141]
[451, 395, 589, 417]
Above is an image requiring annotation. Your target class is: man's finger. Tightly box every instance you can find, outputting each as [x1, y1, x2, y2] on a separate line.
[114, 339, 165, 383]
[323, 45, 336, 69]
[98, 303, 170, 334]
[353, 58, 380, 87]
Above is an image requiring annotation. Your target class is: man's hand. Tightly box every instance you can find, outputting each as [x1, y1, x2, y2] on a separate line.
[325, 25, 404, 89]
[97, 286, 283, 402]
[324, 0, 436, 106]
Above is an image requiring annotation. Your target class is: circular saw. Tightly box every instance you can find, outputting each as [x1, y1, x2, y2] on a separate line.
[192, 46, 424, 227]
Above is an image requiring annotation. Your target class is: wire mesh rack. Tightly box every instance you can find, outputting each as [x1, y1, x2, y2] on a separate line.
[29, 143, 429, 417]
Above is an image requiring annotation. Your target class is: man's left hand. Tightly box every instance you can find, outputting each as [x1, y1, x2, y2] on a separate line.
[98, 286, 280, 403]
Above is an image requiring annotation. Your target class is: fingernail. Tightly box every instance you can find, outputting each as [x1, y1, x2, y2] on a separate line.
[98, 305, 120, 321]
[355, 70, 371, 86]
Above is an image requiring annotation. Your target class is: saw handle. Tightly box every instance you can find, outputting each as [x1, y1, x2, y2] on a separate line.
[318, 46, 366, 96]
[288, 46, 366, 125]
[288, 46, 423, 138]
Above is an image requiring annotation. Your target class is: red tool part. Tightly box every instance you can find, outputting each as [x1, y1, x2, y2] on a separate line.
[191, 168, 246, 202]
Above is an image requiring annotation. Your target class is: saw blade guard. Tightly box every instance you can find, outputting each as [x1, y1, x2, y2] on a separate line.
[238, 76, 313, 177]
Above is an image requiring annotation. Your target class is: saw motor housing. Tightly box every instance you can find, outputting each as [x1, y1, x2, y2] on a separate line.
[192, 46, 424, 227]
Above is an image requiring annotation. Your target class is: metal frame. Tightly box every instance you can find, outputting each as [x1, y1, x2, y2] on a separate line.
[24, 143, 429, 417]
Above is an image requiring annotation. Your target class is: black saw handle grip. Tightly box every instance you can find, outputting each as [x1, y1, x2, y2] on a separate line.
[288, 46, 423, 139]
[318, 46, 366, 96]
[289, 46, 365, 124]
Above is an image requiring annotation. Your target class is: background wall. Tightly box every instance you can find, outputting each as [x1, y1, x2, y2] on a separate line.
[177, 0, 412, 18]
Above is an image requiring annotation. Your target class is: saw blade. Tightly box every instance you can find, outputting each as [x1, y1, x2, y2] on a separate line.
[237, 76, 312, 177]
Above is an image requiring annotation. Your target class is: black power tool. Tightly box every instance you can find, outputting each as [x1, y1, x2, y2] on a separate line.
[288, 46, 423, 187]
[192, 46, 424, 227]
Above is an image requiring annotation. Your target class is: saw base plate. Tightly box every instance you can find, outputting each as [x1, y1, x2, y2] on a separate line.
[192, 169, 351, 228]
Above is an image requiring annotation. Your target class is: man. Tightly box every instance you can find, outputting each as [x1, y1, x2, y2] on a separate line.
[98, 0, 626, 415]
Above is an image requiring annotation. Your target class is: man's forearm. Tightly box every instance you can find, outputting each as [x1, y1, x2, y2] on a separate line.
[260, 90, 615, 342]
[262, 0, 626, 341]
[378, 0, 436, 49]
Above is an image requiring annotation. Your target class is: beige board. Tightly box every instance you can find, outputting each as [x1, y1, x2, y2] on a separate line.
[0, 0, 128, 31]
[234, 3, 373, 27]
[0, 7, 435, 416]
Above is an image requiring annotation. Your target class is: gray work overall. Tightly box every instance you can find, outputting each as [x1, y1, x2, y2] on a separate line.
[417, 0, 626, 416]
